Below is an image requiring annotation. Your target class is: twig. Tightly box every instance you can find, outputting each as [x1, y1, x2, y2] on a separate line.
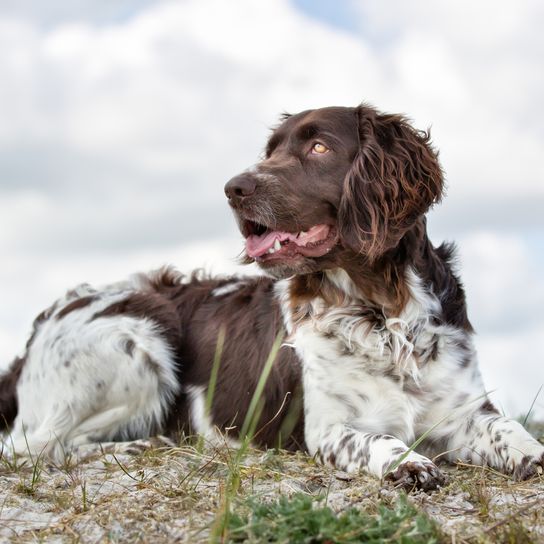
[483, 499, 541, 533]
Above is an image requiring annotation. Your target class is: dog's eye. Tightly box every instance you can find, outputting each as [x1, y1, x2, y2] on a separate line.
[311, 142, 329, 155]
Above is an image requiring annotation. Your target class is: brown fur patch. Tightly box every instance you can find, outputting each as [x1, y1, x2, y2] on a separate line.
[0, 357, 25, 430]
[56, 296, 97, 320]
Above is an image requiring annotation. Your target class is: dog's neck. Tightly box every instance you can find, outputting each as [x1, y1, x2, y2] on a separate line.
[289, 218, 471, 331]
[341, 218, 429, 313]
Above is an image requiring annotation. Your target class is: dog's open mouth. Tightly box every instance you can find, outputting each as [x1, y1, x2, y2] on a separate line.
[243, 221, 337, 262]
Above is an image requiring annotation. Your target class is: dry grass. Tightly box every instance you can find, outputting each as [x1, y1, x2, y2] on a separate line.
[0, 429, 543, 543]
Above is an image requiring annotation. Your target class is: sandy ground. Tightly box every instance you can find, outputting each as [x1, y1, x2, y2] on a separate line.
[1, 436, 543, 543]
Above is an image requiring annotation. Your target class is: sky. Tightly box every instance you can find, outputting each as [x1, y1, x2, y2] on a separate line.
[0, 0, 543, 418]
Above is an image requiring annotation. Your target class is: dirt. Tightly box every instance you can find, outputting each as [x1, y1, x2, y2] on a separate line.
[0, 438, 543, 543]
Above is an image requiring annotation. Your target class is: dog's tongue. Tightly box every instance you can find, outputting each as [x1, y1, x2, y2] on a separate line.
[246, 225, 330, 258]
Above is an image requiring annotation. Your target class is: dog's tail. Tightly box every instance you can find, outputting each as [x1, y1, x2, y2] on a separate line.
[0, 356, 25, 431]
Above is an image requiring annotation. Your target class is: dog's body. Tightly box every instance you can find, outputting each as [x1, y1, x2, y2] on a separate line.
[0, 271, 304, 457]
[1, 104, 543, 490]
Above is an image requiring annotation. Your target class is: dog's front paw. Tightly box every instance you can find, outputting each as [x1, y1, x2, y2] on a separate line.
[513, 452, 544, 481]
[385, 460, 446, 492]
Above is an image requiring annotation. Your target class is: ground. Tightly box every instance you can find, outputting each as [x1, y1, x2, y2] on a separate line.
[1, 426, 543, 543]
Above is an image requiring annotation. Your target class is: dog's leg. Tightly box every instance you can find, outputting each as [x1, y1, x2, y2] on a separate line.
[435, 403, 544, 479]
[315, 424, 446, 491]
[417, 356, 544, 480]
[298, 331, 447, 491]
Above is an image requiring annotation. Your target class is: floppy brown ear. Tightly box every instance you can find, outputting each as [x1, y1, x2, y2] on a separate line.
[338, 105, 444, 261]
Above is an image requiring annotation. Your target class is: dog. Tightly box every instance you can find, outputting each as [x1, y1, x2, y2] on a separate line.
[1, 104, 543, 491]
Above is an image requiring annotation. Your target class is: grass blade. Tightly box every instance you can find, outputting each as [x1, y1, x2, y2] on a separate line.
[522, 384, 543, 427]
[239, 330, 284, 442]
[384, 390, 493, 477]
[205, 325, 226, 419]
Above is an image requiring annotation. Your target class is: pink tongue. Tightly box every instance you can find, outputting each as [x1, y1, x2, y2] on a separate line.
[245, 225, 330, 258]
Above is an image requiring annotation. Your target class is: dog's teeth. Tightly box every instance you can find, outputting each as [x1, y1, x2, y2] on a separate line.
[268, 248, 275, 254]
[274, 239, 281, 251]
[300, 231, 307, 236]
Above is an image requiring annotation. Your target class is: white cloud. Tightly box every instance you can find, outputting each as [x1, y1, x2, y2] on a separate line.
[477, 326, 544, 420]
[458, 230, 544, 418]
[459, 231, 544, 333]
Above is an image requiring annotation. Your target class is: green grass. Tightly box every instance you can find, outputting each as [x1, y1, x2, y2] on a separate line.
[223, 493, 443, 543]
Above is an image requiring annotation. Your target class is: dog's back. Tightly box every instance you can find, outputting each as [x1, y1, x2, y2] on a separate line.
[0, 267, 303, 458]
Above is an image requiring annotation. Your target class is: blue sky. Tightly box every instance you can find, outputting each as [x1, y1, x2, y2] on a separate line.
[293, 0, 362, 34]
[0, 0, 542, 417]
[2, 0, 363, 31]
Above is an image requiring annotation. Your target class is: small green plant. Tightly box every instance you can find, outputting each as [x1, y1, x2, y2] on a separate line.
[16, 458, 44, 496]
[223, 493, 442, 543]
[471, 479, 493, 520]
[81, 479, 88, 512]
[195, 325, 226, 454]
[12, 428, 47, 496]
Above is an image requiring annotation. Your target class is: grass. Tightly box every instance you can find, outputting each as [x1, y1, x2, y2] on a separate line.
[225, 493, 442, 543]
[205, 326, 226, 421]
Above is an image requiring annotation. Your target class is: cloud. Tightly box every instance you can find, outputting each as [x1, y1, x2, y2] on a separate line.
[458, 232, 544, 333]
[0, 188, 236, 254]
[0, 0, 383, 258]
[0, 0, 158, 28]
[1, 0, 542, 216]
[477, 325, 544, 419]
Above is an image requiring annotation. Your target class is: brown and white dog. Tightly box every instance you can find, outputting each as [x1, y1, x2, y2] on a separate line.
[1, 104, 543, 491]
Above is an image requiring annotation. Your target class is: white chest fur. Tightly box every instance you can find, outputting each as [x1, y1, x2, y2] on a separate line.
[277, 268, 481, 456]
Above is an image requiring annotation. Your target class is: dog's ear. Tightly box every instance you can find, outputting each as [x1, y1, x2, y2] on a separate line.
[338, 105, 444, 261]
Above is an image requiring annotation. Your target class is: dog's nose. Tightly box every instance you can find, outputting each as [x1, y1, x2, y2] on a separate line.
[224, 173, 257, 200]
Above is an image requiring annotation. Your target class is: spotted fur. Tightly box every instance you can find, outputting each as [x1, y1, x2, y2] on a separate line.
[280, 267, 544, 489]
[2, 275, 180, 459]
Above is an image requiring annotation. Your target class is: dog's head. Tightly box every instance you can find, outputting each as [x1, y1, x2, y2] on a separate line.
[225, 104, 444, 278]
